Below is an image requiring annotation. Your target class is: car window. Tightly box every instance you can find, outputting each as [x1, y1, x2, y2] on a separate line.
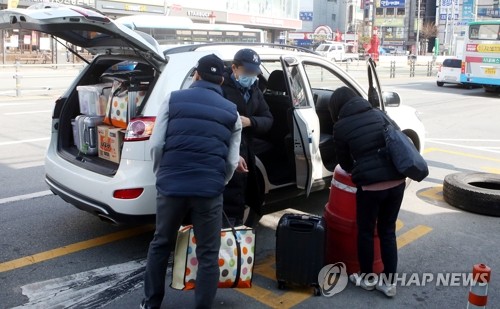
[284, 65, 309, 108]
[443, 59, 461, 68]
[180, 67, 196, 89]
[302, 62, 350, 91]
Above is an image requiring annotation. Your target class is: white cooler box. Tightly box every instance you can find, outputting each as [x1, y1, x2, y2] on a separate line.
[77, 83, 112, 116]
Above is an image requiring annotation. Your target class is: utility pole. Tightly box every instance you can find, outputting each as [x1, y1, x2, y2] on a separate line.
[416, 0, 421, 55]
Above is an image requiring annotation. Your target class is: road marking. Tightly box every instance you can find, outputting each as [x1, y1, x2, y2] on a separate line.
[482, 167, 500, 174]
[0, 137, 50, 146]
[425, 141, 500, 154]
[397, 225, 433, 249]
[427, 138, 500, 142]
[424, 147, 500, 163]
[3, 110, 52, 115]
[417, 186, 445, 203]
[0, 225, 155, 273]
[12, 259, 148, 309]
[0, 190, 53, 205]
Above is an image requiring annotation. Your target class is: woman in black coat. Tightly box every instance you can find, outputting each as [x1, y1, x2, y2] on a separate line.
[329, 87, 406, 297]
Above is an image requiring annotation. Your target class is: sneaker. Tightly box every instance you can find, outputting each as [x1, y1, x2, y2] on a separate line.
[349, 273, 377, 291]
[376, 282, 397, 297]
[140, 299, 159, 309]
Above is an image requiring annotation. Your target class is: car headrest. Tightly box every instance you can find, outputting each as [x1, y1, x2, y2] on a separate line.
[267, 70, 287, 94]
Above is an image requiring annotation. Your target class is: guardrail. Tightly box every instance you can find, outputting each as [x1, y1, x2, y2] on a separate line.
[0, 62, 86, 96]
[336, 60, 438, 78]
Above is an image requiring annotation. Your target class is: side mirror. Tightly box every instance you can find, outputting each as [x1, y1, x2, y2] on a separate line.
[383, 91, 401, 107]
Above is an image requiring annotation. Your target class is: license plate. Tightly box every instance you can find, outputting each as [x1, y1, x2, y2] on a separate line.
[484, 68, 496, 75]
[444, 76, 457, 81]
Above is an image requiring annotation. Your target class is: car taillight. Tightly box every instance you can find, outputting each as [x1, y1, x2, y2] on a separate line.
[438, 65, 442, 72]
[113, 188, 144, 199]
[125, 117, 156, 142]
[461, 62, 466, 74]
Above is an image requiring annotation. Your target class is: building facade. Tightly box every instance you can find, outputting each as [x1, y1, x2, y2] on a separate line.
[0, 0, 303, 43]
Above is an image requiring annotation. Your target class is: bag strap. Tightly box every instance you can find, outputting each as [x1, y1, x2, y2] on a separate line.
[222, 211, 243, 288]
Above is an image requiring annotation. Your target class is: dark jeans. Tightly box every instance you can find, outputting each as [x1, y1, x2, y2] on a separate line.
[356, 183, 405, 282]
[223, 171, 248, 223]
[144, 194, 223, 309]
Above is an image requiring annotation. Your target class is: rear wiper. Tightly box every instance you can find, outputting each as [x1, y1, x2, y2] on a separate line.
[52, 36, 90, 65]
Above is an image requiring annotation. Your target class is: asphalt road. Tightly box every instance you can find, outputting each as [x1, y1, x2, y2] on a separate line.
[0, 69, 499, 309]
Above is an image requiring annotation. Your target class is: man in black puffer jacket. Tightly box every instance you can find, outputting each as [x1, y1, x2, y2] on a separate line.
[221, 49, 273, 225]
[330, 87, 406, 298]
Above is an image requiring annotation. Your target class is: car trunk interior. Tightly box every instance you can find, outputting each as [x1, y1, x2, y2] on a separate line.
[56, 55, 158, 177]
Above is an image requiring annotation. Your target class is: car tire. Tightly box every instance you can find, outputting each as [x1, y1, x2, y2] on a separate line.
[443, 172, 500, 217]
[436, 81, 444, 87]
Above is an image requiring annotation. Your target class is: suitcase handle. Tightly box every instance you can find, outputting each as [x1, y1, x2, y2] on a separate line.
[289, 220, 315, 232]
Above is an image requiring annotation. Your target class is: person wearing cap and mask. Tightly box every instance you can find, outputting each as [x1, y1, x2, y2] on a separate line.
[329, 86, 406, 298]
[142, 54, 244, 309]
[221, 48, 273, 226]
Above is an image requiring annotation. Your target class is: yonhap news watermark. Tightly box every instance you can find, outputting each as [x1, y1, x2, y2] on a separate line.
[318, 263, 489, 296]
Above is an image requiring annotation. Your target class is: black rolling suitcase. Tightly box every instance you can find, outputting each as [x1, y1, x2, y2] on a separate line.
[275, 213, 326, 296]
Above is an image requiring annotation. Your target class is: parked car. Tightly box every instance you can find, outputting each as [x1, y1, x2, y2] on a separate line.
[315, 42, 359, 62]
[0, 5, 426, 225]
[437, 58, 462, 87]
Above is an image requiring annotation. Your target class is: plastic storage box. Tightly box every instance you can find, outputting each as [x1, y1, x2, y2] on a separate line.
[77, 83, 112, 116]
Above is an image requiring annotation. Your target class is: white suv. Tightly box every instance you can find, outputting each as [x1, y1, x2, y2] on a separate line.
[0, 6, 425, 224]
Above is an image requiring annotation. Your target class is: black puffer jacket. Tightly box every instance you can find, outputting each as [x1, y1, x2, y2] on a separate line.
[221, 69, 273, 212]
[333, 97, 404, 186]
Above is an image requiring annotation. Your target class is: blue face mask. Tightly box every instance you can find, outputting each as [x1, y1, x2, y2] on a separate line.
[237, 75, 257, 88]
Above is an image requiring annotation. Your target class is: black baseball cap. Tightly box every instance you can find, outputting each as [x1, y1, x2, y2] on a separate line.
[196, 54, 224, 77]
[234, 48, 261, 74]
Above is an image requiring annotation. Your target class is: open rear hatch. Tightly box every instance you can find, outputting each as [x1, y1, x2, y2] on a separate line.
[0, 5, 165, 176]
[0, 5, 165, 67]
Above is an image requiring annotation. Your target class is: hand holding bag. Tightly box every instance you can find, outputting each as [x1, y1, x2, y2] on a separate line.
[171, 212, 255, 290]
[379, 111, 429, 182]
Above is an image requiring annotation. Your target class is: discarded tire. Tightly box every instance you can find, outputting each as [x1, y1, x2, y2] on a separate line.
[443, 173, 500, 217]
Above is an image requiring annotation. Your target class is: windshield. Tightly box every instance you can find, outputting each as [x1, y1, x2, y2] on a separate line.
[469, 24, 500, 40]
[316, 44, 330, 52]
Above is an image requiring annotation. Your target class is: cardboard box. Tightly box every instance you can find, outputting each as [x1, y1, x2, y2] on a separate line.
[98, 125, 124, 163]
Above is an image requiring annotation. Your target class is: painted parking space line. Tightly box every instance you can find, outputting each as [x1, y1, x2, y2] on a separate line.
[0, 190, 53, 206]
[397, 225, 433, 250]
[482, 167, 500, 174]
[3, 110, 52, 115]
[417, 186, 445, 204]
[424, 147, 500, 161]
[0, 225, 154, 273]
[2, 217, 432, 308]
[0, 137, 50, 146]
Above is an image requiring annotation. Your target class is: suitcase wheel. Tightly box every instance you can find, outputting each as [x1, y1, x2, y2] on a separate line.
[277, 280, 286, 290]
[313, 285, 322, 296]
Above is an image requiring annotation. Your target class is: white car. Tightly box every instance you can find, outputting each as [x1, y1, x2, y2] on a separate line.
[436, 58, 462, 87]
[0, 6, 426, 225]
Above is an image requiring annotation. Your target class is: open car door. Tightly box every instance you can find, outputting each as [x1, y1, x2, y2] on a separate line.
[0, 5, 165, 65]
[367, 57, 385, 111]
[280, 56, 323, 196]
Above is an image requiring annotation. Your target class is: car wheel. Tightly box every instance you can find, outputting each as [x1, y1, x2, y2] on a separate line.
[443, 173, 500, 217]
[436, 81, 444, 87]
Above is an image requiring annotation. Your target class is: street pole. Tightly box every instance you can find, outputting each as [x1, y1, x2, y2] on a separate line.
[444, 7, 449, 55]
[1, 30, 4, 65]
[416, 0, 421, 55]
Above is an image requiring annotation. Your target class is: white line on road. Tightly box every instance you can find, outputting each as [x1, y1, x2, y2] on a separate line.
[12, 259, 150, 309]
[3, 110, 52, 115]
[0, 102, 54, 107]
[427, 138, 500, 142]
[427, 140, 500, 154]
[0, 190, 53, 205]
[0, 137, 50, 146]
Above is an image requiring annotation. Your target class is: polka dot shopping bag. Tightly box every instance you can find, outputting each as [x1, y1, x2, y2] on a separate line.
[171, 217, 255, 290]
